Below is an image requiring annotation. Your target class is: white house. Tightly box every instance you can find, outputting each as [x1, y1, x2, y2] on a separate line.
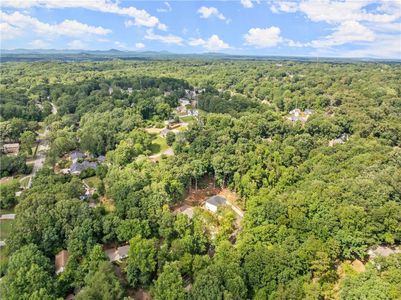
[105, 245, 130, 262]
[205, 195, 227, 213]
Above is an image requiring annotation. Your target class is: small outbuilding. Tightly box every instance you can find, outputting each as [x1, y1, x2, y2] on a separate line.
[55, 250, 69, 275]
[205, 195, 227, 213]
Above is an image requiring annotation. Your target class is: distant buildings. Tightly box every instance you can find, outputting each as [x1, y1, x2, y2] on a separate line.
[55, 250, 69, 275]
[70, 161, 98, 175]
[205, 195, 227, 213]
[287, 108, 313, 123]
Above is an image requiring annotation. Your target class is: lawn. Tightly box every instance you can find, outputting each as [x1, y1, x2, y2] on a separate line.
[19, 176, 31, 189]
[180, 116, 196, 123]
[150, 136, 168, 155]
[84, 176, 101, 188]
[0, 207, 15, 215]
[0, 219, 14, 240]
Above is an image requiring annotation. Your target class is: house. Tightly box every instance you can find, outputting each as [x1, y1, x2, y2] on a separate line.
[179, 98, 190, 106]
[188, 109, 199, 117]
[160, 128, 171, 138]
[368, 246, 401, 259]
[205, 195, 227, 213]
[108, 87, 113, 95]
[2, 143, 20, 154]
[329, 134, 348, 147]
[289, 109, 301, 117]
[70, 151, 85, 163]
[304, 109, 314, 115]
[127, 88, 133, 94]
[70, 161, 98, 175]
[55, 250, 69, 275]
[105, 245, 130, 262]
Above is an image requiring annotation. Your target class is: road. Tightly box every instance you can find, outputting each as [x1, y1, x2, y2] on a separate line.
[26, 102, 57, 188]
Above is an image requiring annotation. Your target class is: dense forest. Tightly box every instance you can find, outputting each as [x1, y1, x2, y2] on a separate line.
[0, 59, 400, 300]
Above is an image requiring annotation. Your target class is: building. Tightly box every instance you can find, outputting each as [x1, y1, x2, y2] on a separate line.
[70, 161, 98, 175]
[329, 134, 349, 147]
[205, 195, 227, 213]
[108, 87, 113, 95]
[2, 143, 20, 154]
[368, 246, 401, 259]
[160, 128, 171, 138]
[55, 250, 69, 275]
[127, 87, 133, 94]
[70, 151, 85, 164]
[105, 245, 130, 262]
[179, 98, 190, 106]
[289, 109, 301, 117]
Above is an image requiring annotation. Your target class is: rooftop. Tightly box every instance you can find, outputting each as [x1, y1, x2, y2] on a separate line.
[206, 195, 227, 206]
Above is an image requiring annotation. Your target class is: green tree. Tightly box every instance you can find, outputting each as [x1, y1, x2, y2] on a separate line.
[20, 131, 36, 155]
[152, 262, 185, 300]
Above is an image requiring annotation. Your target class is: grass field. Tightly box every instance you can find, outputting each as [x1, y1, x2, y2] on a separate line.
[0, 219, 14, 240]
[180, 116, 196, 123]
[150, 136, 168, 155]
[84, 176, 101, 188]
[19, 176, 31, 189]
[0, 207, 15, 215]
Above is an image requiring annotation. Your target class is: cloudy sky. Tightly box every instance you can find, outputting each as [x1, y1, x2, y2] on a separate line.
[1, 0, 400, 58]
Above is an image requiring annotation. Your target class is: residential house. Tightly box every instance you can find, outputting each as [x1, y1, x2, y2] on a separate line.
[205, 195, 227, 213]
[105, 245, 130, 262]
[70, 161, 98, 175]
[70, 151, 85, 164]
[160, 128, 171, 138]
[127, 87, 133, 94]
[329, 134, 349, 147]
[289, 109, 301, 117]
[55, 250, 69, 275]
[179, 98, 190, 106]
[2, 143, 20, 154]
[368, 246, 401, 259]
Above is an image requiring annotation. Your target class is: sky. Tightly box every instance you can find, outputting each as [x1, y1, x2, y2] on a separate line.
[0, 0, 400, 58]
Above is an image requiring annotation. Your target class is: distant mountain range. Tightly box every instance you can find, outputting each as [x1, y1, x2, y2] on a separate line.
[1, 49, 400, 63]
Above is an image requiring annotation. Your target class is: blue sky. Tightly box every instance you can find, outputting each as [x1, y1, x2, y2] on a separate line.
[1, 0, 400, 58]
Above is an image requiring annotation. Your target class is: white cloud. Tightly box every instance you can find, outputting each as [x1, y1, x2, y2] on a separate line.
[244, 27, 283, 48]
[28, 39, 50, 48]
[270, 0, 401, 25]
[241, 0, 257, 8]
[67, 39, 88, 49]
[309, 21, 375, 48]
[157, 2, 172, 13]
[1, 0, 167, 30]
[270, 1, 298, 13]
[197, 6, 226, 21]
[189, 34, 230, 51]
[0, 22, 22, 40]
[144, 29, 183, 45]
[0, 11, 111, 39]
[135, 42, 145, 49]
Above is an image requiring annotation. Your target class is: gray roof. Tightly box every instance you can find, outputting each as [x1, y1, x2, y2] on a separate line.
[70, 161, 97, 173]
[70, 151, 84, 161]
[206, 195, 227, 206]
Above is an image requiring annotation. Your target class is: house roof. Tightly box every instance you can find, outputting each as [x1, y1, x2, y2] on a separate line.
[206, 195, 227, 207]
[70, 161, 97, 173]
[55, 250, 68, 273]
[117, 245, 130, 258]
[105, 245, 130, 262]
[70, 151, 84, 161]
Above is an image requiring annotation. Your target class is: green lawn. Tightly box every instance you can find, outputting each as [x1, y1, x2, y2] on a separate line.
[0, 220, 14, 240]
[19, 176, 31, 189]
[0, 207, 15, 215]
[84, 176, 101, 188]
[150, 136, 168, 155]
[180, 116, 196, 123]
